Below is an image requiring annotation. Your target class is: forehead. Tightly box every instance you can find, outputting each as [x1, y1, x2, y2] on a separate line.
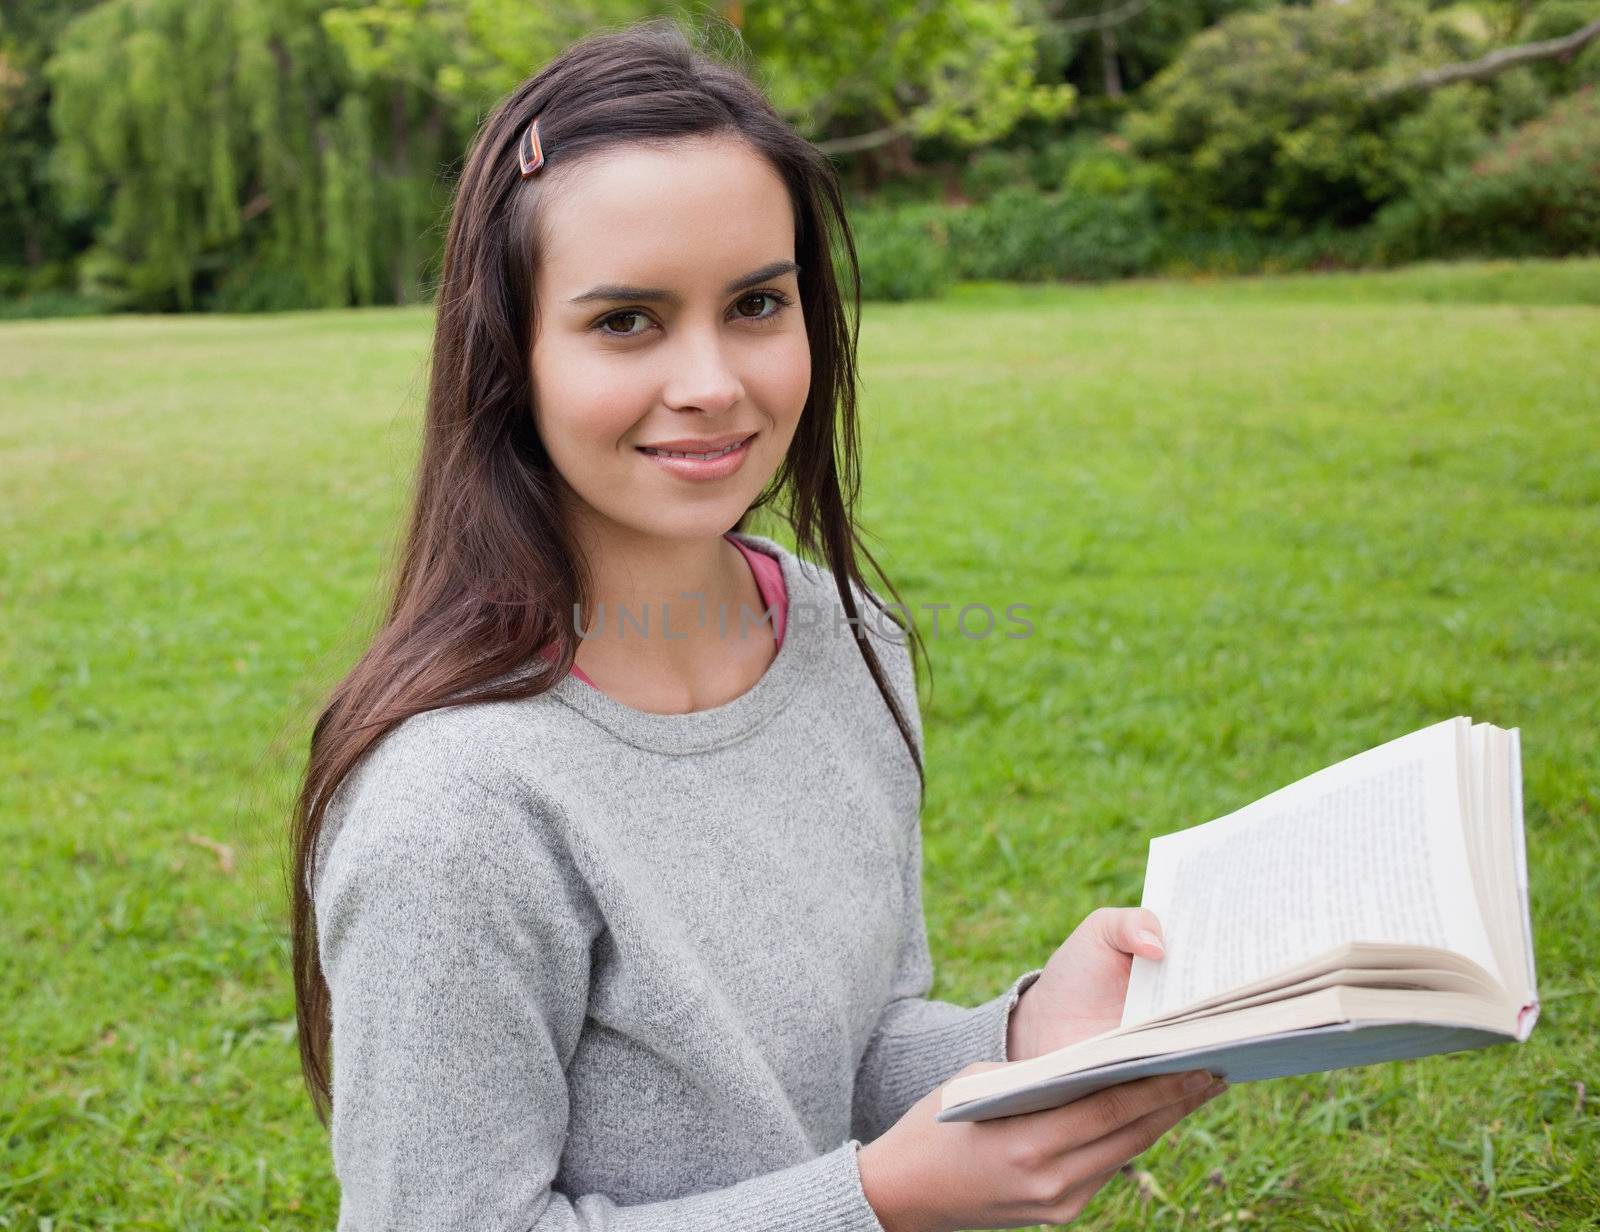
[534, 135, 795, 295]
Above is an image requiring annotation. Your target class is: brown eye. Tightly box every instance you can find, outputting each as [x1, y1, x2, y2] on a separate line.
[733, 291, 791, 323]
[598, 311, 649, 337]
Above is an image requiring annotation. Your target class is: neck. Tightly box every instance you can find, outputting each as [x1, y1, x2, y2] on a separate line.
[565, 508, 764, 681]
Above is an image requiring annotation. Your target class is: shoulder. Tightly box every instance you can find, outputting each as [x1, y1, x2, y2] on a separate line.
[310, 703, 602, 969]
[330, 702, 529, 816]
[309, 701, 572, 905]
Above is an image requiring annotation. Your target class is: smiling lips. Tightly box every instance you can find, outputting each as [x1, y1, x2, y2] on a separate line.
[636, 431, 757, 460]
[635, 431, 757, 479]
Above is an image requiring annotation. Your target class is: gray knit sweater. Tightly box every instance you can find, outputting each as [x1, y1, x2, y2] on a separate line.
[311, 532, 1043, 1230]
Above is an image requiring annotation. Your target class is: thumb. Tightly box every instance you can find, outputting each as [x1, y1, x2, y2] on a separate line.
[1097, 906, 1165, 959]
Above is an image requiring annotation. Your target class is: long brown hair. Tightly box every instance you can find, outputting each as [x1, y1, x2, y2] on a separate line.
[287, 14, 930, 1126]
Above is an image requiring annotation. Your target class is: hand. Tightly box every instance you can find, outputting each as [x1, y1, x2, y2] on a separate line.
[857, 1063, 1228, 1232]
[1007, 907, 1166, 1061]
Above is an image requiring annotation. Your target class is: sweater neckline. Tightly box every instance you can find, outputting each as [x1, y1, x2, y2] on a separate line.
[546, 532, 823, 755]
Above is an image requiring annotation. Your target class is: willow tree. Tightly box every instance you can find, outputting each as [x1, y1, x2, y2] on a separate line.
[46, 0, 478, 311]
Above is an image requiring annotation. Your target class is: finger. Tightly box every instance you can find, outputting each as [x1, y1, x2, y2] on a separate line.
[1127, 906, 1165, 958]
[1044, 1069, 1217, 1150]
[1039, 1161, 1124, 1225]
[1091, 907, 1165, 959]
[1057, 1079, 1225, 1187]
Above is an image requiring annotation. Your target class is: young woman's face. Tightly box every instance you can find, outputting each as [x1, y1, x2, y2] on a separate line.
[529, 134, 811, 545]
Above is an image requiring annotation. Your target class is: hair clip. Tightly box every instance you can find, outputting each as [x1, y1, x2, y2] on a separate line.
[518, 115, 546, 178]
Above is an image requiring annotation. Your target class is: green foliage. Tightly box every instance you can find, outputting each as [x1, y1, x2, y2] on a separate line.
[50, 0, 322, 310]
[1383, 84, 1494, 199]
[1122, 0, 1400, 228]
[1115, 0, 1594, 232]
[10, 0, 1600, 311]
[1485, 65, 1562, 129]
[202, 257, 321, 316]
[853, 177, 1449, 297]
[1057, 135, 1166, 200]
[950, 131, 1127, 204]
[43, 0, 472, 313]
[1522, 0, 1600, 88]
[847, 203, 954, 301]
[1039, 0, 1275, 107]
[1153, 222, 1380, 277]
[0, 0, 103, 280]
[744, 0, 1077, 149]
[944, 185, 1161, 282]
[1371, 86, 1600, 263]
[1028, 135, 1091, 194]
[29, 1, 1085, 313]
[0, 286, 110, 321]
[958, 146, 1037, 201]
[0, 256, 81, 302]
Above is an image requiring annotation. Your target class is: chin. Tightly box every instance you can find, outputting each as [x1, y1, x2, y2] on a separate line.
[593, 501, 753, 545]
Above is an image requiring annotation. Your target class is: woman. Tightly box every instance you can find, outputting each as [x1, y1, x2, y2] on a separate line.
[288, 17, 1225, 1230]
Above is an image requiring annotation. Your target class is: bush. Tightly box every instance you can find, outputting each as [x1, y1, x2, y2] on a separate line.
[74, 246, 184, 313]
[944, 185, 1162, 282]
[1370, 85, 1600, 262]
[958, 146, 1036, 202]
[1121, 0, 1434, 230]
[1383, 84, 1494, 200]
[1113, 0, 1591, 232]
[198, 259, 319, 314]
[846, 203, 954, 301]
[1153, 224, 1379, 277]
[0, 258, 79, 300]
[1057, 135, 1170, 202]
[1029, 136, 1094, 194]
[0, 288, 113, 321]
[950, 131, 1129, 202]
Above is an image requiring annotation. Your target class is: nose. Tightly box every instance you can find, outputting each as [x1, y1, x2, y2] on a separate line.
[660, 321, 745, 415]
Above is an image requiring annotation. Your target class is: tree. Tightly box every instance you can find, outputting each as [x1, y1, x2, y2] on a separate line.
[41, 0, 1078, 311]
[1032, 0, 1272, 108]
[1369, 15, 1600, 98]
[1120, 0, 1597, 232]
[49, 0, 384, 310]
[0, 0, 104, 293]
[725, 0, 1077, 154]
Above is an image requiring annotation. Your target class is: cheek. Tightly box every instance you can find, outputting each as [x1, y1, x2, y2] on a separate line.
[756, 331, 812, 423]
[532, 342, 644, 458]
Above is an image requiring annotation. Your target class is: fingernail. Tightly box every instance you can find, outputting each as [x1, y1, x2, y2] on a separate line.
[1136, 929, 1164, 953]
[1182, 1071, 1212, 1093]
[1207, 1080, 1229, 1098]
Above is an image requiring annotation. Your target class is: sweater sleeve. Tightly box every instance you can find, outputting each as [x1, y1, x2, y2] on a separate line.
[848, 802, 1045, 1144]
[313, 732, 890, 1232]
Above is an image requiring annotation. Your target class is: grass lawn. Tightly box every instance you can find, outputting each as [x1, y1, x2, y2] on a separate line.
[3, 258, 1597, 1229]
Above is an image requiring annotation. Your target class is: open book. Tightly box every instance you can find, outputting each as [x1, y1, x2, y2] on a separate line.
[936, 717, 1538, 1123]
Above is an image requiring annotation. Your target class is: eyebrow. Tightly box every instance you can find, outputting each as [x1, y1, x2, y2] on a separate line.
[566, 260, 801, 306]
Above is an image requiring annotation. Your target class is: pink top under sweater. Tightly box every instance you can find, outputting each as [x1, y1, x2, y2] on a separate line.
[549, 533, 787, 689]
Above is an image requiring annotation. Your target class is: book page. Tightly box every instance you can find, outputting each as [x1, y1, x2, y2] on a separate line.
[1122, 719, 1502, 1027]
[1502, 727, 1537, 1013]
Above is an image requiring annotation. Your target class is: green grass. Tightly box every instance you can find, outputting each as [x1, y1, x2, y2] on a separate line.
[3, 257, 1597, 1228]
